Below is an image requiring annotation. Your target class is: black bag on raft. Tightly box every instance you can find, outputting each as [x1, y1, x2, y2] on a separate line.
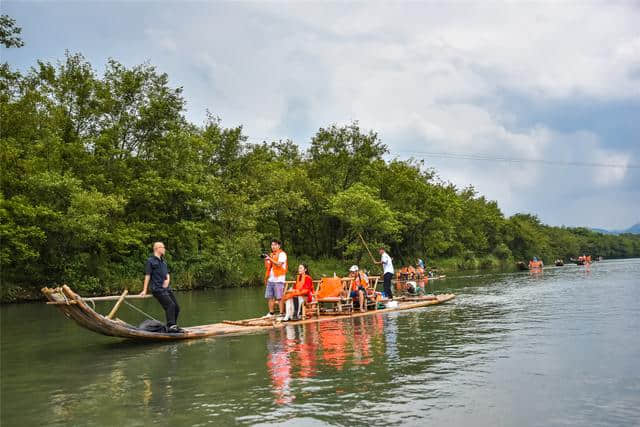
[138, 319, 167, 333]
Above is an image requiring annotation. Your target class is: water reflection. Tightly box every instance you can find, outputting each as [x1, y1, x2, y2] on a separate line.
[265, 315, 388, 404]
[529, 268, 544, 279]
[266, 326, 320, 404]
[266, 329, 294, 404]
[384, 315, 399, 362]
[138, 343, 181, 416]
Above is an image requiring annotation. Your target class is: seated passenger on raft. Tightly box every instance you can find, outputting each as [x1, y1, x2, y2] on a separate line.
[282, 264, 314, 321]
[406, 281, 425, 296]
[348, 265, 369, 312]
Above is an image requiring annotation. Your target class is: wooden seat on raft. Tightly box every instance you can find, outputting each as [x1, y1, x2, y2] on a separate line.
[316, 277, 353, 315]
[365, 275, 381, 310]
[283, 275, 381, 317]
[304, 280, 322, 318]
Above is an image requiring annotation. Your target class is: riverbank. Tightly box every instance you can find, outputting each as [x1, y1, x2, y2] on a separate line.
[1, 254, 516, 303]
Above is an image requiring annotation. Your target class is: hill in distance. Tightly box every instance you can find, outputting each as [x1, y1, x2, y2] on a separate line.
[592, 223, 640, 235]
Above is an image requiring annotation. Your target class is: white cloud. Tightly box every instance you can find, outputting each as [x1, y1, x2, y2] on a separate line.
[253, 2, 640, 100]
[148, 1, 637, 228]
[8, 0, 639, 228]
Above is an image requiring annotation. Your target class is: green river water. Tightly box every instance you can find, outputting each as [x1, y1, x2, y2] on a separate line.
[1, 259, 639, 426]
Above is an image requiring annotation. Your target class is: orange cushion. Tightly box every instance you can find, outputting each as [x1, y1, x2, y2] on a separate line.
[316, 277, 344, 299]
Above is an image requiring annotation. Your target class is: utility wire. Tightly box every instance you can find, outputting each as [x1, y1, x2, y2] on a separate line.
[396, 151, 639, 169]
[242, 137, 638, 169]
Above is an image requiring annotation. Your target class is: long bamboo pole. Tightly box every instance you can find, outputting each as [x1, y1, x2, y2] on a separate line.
[83, 294, 151, 302]
[358, 233, 383, 275]
[358, 232, 378, 265]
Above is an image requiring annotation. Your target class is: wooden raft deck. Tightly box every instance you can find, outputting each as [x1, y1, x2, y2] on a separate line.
[42, 285, 455, 342]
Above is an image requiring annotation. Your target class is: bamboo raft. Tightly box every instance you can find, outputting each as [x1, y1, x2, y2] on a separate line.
[395, 274, 446, 283]
[42, 285, 456, 342]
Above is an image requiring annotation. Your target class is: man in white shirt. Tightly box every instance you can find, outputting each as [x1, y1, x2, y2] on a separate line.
[375, 246, 394, 300]
[263, 239, 288, 318]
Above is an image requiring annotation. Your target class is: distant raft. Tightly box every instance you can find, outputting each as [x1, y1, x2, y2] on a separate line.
[42, 285, 456, 342]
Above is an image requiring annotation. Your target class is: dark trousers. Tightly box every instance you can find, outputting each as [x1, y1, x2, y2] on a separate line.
[383, 272, 393, 299]
[153, 289, 180, 327]
[292, 297, 300, 317]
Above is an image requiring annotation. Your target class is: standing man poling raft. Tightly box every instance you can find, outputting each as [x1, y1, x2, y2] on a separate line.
[262, 239, 288, 318]
[139, 242, 183, 333]
[375, 246, 394, 300]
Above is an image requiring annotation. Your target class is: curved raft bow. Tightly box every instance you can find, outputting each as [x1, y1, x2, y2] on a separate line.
[42, 285, 456, 342]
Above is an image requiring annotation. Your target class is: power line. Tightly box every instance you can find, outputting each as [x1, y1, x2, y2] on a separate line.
[242, 137, 638, 169]
[397, 151, 639, 169]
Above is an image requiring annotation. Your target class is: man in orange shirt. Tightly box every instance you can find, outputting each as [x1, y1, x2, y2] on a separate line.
[262, 239, 288, 318]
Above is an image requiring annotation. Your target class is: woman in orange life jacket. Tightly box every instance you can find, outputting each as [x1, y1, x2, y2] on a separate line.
[282, 264, 314, 321]
[348, 265, 369, 312]
[262, 239, 288, 318]
[528, 256, 543, 269]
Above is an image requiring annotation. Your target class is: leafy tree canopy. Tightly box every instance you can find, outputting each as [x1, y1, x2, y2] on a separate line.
[2, 43, 638, 300]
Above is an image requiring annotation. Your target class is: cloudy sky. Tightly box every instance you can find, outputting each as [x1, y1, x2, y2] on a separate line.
[4, 1, 639, 229]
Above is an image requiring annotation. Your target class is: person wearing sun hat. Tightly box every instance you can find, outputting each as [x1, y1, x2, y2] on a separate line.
[348, 265, 369, 311]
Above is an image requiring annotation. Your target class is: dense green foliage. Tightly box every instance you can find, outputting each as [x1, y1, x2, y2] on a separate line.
[2, 52, 639, 301]
[0, 15, 24, 49]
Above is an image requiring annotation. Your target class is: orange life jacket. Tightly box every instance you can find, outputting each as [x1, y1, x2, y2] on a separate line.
[294, 273, 307, 291]
[350, 272, 368, 291]
[284, 273, 314, 301]
[264, 249, 287, 283]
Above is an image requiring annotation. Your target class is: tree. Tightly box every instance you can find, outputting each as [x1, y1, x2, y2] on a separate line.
[328, 183, 402, 264]
[3, 49, 640, 300]
[0, 15, 24, 48]
[308, 122, 387, 193]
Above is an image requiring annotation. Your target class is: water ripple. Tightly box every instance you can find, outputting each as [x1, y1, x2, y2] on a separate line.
[2, 259, 639, 426]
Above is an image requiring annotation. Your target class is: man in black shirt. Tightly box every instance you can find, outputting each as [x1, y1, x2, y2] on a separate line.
[139, 242, 183, 333]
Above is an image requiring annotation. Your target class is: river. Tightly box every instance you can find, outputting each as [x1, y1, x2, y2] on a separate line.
[2, 259, 639, 426]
